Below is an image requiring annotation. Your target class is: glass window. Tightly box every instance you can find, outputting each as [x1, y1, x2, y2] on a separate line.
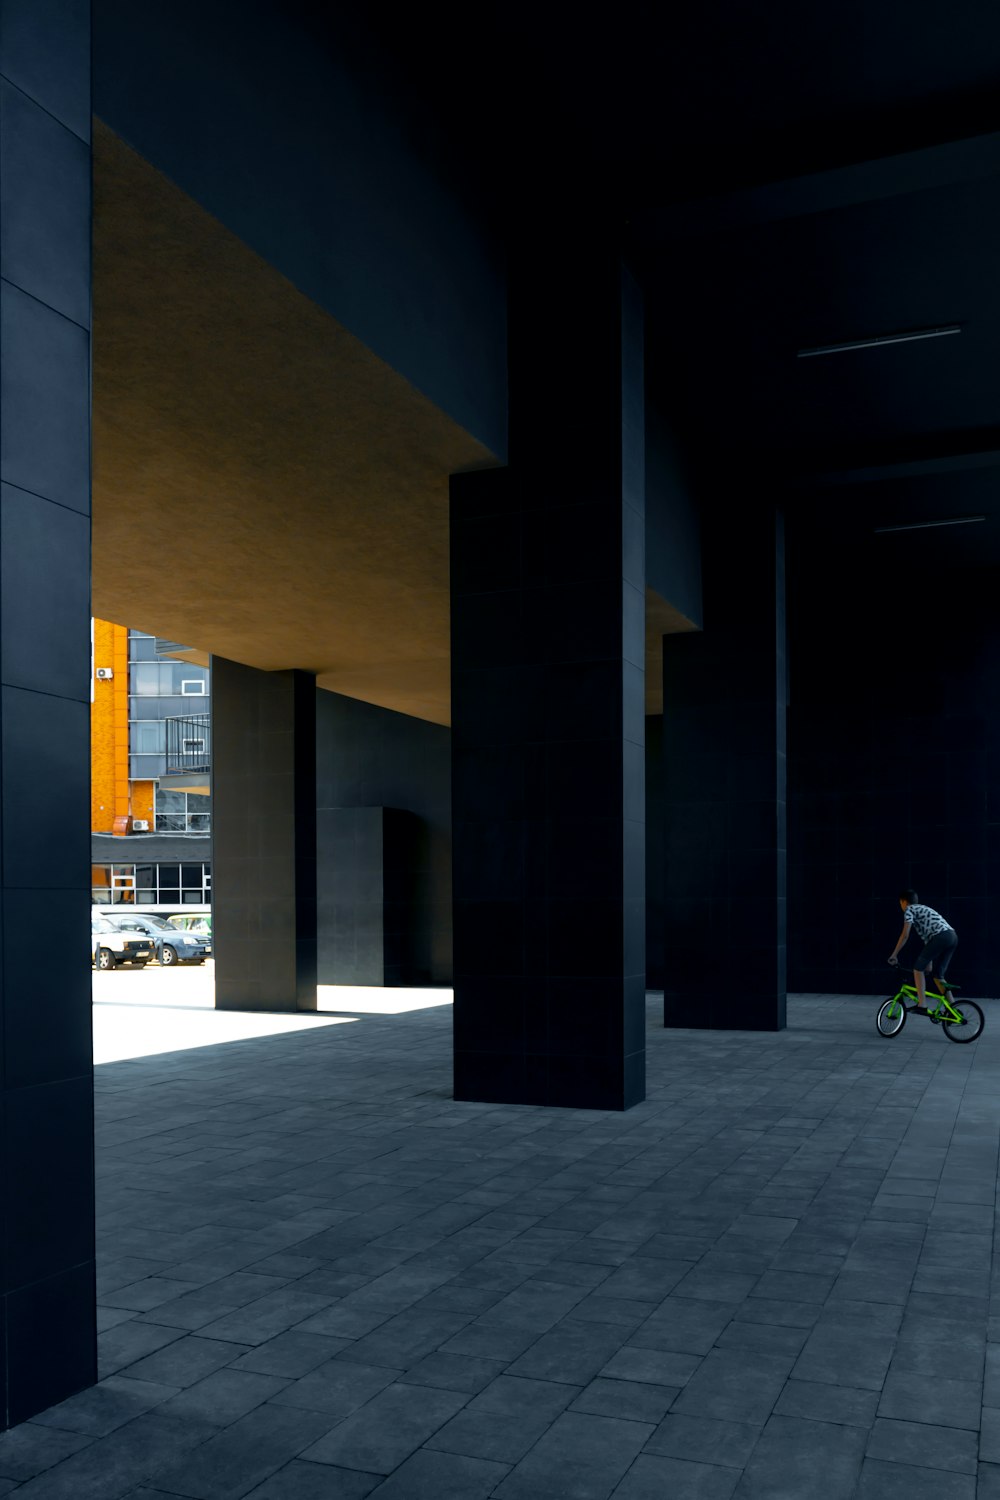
[136, 888, 156, 903]
[156, 790, 186, 814]
[131, 663, 160, 696]
[155, 814, 185, 831]
[189, 811, 211, 833]
[157, 864, 180, 888]
[128, 636, 157, 662]
[158, 888, 180, 905]
[181, 864, 203, 888]
[131, 721, 166, 754]
[130, 754, 165, 780]
[182, 679, 207, 696]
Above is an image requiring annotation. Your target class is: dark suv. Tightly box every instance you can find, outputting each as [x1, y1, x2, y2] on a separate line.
[108, 913, 211, 966]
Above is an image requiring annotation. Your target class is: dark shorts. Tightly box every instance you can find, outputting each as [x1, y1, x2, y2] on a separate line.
[914, 928, 958, 977]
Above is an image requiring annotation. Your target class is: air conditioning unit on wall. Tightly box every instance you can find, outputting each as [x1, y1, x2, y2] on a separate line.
[132, 819, 150, 832]
[95, 667, 113, 679]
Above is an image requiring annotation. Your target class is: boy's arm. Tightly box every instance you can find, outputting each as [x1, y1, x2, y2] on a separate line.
[888, 922, 911, 964]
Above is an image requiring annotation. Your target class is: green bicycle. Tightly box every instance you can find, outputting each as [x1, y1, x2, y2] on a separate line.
[877, 977, 984, 1043]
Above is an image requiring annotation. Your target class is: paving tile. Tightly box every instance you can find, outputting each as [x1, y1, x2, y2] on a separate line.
[31, 1375, 180, 1437]
[340, 1308, 475, 1370]
[598, 1259, 703, 1302]
[569, 1376, 676, 1422]
[644, 1414, 762, 1467]
[198, 1288, 338, 1347]
[790, 1325, 896, 1391]
[124, 1336, 251, 1389]
[978, 1462, 1000, 1498]
[671, 1350, 792, 1425]
[269, 1359, 399, 1418]
[981, 1406, 1000, 1463]
[877, 1369, 979, 1429]
[611, 1454, 739, 1498]
[732, 1413, 866, 1499]
[865, 1416, 976, 1474]
[505, 1317, 627, 1384]
[232, 1331, 353, 1378]
[774, 1379, 878, 1427]
[493, 1411, 654, 1499]
[426, 1374, 575, 1462]
[0, 1423, 93, 1481]
[159, 1369, 290, 1426]
[242, 1461, 382, 1497]
[301, 1383, 467, 1472]
[97, 1320, 185, 1377]
[600, 1347, 702, 1387]
[152, 1403, 334, 1500]
[399, 1352, 508, 1394]
[629, 1298, 735, 1356]
[365, 1449, 509, 1499]
[9, 1412, 216, 1499]
[854, 1458, 975, 1498]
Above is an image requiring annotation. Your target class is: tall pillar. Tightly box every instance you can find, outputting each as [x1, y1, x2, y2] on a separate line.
[212, 660, 317, 1012]
[0, 0, 96, 1425]
[662, 508, 786, 1030]
[451, 243, 645, 1110]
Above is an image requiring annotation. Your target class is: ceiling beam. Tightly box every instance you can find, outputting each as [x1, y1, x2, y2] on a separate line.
[801, 438, 1000, 488]
[638, 129, 1000, 242]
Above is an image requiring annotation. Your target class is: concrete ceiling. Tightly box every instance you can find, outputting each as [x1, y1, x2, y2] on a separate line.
[93, 122, 691, 725]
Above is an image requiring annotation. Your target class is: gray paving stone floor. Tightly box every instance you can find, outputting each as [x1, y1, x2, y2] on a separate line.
[4, 990, 1000, 1498]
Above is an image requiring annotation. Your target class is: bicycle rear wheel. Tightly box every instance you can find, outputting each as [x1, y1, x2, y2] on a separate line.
[877, 996, 907, 1037]
[942, 1000, 984, 1044]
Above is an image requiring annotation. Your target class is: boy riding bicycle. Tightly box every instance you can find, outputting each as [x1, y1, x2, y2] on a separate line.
[888, 889, 958, 1014]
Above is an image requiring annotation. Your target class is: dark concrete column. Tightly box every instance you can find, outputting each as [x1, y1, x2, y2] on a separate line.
[212, 660, 317, 1012]
[451, 246, 645, 1111]
[662, 508, 786, 1030]
[0, 0, 95, 1425]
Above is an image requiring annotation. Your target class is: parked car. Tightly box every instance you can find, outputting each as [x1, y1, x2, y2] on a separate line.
[166, 912, 212, 941]
[92, 916, 153, 971]
[107, 912, 211, 966]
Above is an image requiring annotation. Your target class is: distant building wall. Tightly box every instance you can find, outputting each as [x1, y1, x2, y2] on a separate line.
[316, 690, 452, 984]
[91, 618, 129, 832]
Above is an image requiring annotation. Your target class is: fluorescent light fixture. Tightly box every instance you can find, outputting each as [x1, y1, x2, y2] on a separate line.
[874, 515, 985, 533]
[797, 325, 962, 358]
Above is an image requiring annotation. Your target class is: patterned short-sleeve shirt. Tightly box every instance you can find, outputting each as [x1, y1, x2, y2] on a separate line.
[904, 904, 952, 942]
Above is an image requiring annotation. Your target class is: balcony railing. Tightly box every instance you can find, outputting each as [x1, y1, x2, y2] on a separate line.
[165, 713, 210, 775]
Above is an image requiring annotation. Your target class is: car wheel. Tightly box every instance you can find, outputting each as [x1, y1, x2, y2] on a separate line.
[97, 948, 116, 971]
[161, 945, 178, 966]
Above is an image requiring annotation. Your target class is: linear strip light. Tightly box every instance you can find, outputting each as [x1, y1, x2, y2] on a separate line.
[797, 325, 962, 358]
[874, 515, 985, 533]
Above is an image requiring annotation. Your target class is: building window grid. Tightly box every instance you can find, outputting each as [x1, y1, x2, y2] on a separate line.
[126, 631, 211, 834]
[92, 862, 211, 906]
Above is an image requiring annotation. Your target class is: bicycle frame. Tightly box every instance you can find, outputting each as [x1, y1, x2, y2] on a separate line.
[887, 981, 962, 1023]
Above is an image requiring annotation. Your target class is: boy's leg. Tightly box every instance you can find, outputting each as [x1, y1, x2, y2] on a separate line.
[913, 968, 928, 1007]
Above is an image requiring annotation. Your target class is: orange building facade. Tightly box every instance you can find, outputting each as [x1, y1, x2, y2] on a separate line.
[90, 618, 156, 835]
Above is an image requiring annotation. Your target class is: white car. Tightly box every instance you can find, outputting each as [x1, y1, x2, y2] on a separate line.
[92, 916, 153, 971]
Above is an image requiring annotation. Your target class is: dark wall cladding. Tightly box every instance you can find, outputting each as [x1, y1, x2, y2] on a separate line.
[0, 0, 97, 1427]
[646, 715, 665, 988]
[787, 561, 998, 997]
[92, 0, 506, 457]
[315, 690, 453, 985]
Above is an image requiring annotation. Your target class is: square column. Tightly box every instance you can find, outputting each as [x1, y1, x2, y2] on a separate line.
[212, 660, 317, 1012]
[451, 250, 645, 1110]
[0, 0, 96, 1424]
[662, 508, 786, 1030]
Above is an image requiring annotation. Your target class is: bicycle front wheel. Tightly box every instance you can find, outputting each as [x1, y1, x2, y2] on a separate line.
[877, 996, 907, 1038]
[942, 1000, 984, 1044]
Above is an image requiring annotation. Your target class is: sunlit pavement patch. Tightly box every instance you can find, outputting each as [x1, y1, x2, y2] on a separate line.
[92, 962, 451, 1063]
[93, 1004, 354, 1064]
